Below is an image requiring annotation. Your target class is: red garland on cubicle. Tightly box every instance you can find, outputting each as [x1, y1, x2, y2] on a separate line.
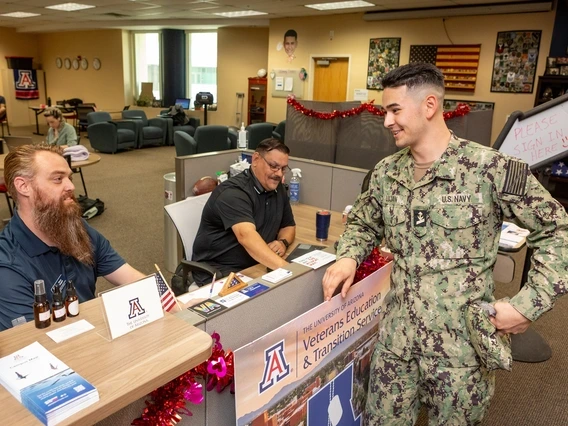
[132, 332, 234, 426]
[354, 247, 390, 284]
[286, 95, 470, 121]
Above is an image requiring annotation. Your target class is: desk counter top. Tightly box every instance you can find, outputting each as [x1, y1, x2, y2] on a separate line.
[0, 298, 212, 425]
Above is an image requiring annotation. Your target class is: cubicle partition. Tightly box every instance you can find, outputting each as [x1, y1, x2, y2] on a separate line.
[175, 149, 367, 208]
[285, 100, 496, 170]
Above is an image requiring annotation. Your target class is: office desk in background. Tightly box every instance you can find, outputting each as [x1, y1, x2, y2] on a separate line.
[28, 106, 78, 136]
[0, 297, 212, 426]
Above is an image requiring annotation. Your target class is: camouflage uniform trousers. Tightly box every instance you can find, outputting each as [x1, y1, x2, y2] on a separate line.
[364, 341, 495, 426]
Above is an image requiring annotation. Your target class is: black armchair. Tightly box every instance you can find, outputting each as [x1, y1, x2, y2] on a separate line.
[246, 122, 275, 149]
[272, 120, 286, 143]
[87, 111, 137, 154]
[174, 125, 234, 155]
[122, 110, 167, 148]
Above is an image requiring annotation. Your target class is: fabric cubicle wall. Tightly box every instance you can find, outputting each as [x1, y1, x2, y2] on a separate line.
[286, 100, 495, 169]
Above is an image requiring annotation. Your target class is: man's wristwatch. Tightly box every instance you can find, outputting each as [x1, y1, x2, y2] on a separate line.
[279, 239, 290, 250]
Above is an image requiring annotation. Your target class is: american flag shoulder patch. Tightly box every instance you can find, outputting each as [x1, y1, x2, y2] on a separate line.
[503, 159, 528, 196]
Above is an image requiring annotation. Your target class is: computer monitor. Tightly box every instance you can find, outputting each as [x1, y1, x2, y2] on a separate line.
[175, 98, 191, 110]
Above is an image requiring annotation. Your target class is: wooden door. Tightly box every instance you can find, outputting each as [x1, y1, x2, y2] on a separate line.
[313, 57, 349, 102]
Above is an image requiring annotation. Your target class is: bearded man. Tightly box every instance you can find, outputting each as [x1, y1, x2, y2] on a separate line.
[0, 144, 145, 331]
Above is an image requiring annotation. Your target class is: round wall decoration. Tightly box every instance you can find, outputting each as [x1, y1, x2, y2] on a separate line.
[64, 57, 71, 70]
[92, 57, 101, 70]
[55, 57, 62, 69]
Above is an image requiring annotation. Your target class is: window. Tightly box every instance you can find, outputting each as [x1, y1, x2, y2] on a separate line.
[134, 32, 161, 101]
[187, 32, 217, 104]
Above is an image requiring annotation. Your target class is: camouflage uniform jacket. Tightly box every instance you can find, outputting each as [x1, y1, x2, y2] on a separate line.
[337, 134, 568, 367]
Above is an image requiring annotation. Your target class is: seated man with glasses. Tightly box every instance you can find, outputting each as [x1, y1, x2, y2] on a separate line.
[192, 138, 296, 285]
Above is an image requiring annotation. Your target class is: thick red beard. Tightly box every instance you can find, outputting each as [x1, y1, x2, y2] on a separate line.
[32, 186, 94, 266]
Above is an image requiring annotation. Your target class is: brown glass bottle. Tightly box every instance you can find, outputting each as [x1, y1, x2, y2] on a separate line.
[52, 285, 66, 323]
[33, 280, 51, 329]
[65, 280, 79, 317]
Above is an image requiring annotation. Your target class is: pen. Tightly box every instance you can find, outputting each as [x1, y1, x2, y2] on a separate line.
[209, 273, 217, 297]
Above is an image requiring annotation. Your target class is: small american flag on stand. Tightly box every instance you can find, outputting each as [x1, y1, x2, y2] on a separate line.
[154, 269, 180, 312]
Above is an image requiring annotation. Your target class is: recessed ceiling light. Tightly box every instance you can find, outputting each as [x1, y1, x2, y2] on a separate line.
[305, 1, 374, 11]
[45, 3, 95, 12]
[0, 11, 41, 18]
[214, 10, 267, 17]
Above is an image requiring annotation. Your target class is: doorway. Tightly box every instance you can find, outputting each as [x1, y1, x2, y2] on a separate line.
[312, 57, 349, 102]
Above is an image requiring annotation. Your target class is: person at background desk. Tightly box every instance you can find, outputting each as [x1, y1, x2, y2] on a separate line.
[192, 139, 296, 286]
[322, 63, 568, 425]
[44, 107, 77, 147]
[0, 95, 6, 121]
[0, 145, 145, 331]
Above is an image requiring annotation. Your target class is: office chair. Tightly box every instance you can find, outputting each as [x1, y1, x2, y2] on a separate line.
[361, 169, 373, 193]
[164, 192, 221, 295]
[0, 113, 10, 137]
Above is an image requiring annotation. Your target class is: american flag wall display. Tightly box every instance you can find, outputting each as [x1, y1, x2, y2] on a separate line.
[409, 44, 481, 92]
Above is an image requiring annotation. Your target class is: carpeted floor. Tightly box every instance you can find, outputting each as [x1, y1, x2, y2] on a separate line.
[2, 125, 567, 425]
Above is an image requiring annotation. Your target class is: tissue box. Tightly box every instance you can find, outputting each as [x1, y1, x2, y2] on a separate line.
[230, 161, 250, 177]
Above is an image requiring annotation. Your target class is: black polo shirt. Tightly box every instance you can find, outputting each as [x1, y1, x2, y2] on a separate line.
[0, 210, 125, 331]
[192, 168, 295, 285]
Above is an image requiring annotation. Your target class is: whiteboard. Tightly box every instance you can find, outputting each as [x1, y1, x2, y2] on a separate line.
[494, 93, 568, 169]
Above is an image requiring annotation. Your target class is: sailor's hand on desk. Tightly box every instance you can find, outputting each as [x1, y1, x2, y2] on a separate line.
[322, 258, 357, 302]
[268, 240, 286, 257]
[490, 301, 531, 335]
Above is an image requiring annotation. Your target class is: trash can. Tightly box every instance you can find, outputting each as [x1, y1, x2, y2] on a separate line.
[164, 172, 179, 273]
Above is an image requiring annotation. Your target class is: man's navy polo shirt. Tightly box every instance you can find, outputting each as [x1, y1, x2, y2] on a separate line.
[0, 210, 125, 331]
[192, 168, 295, 284]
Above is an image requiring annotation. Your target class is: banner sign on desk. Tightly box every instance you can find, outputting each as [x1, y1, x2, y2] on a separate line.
[100, 275, 164, 340]
[234, 263, 391, 426]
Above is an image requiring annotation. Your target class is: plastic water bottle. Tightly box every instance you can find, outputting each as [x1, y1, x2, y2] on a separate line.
[289, 168, 302, 204]
[238, 122, 247, 149]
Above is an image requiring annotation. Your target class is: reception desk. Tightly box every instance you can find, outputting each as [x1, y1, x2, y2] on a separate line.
[0, 298, 212, 425]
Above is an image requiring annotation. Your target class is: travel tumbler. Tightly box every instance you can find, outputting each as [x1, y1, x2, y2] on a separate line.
[316, 210, 331, 241]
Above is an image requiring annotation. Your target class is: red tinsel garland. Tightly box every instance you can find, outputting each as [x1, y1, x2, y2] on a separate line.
[354, 247, 390, 284]
[132, 332, 234, 425]
[286, 95, 470, 121]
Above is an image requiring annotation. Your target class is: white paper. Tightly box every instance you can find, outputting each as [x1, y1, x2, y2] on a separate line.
[217, 291, 250, 308]
[262, 268, 292, 284]
[353, 89, 368, 101]
[100, 276, 164, 340]
[177, 273, 253, 305]
[275, 77, 284, 90]
[499, 221, 529, 247]
[46, 319, 95, 343]
[284, 77, 294, 91]
[291, 250, 336, 269]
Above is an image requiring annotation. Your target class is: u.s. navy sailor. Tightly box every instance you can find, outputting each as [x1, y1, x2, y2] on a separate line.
[322, 63, 568, 425]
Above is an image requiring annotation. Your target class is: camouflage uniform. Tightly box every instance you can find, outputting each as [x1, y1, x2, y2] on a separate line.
[337, 134, 568, 425]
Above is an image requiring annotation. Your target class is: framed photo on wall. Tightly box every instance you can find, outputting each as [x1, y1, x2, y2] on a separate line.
[490, 30, 541, 93]
[367, 37, 401, 90]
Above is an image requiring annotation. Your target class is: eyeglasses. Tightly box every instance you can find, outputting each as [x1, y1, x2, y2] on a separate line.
[259, 153, 290, 174]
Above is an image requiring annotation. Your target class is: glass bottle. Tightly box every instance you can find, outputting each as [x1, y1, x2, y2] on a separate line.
[52, 285, 66, 323]
[65, 280, 79, 317]
[33, 280, 51, 329]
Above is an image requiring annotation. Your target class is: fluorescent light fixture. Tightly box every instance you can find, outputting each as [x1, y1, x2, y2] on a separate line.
[363, 1, 552, 20]
[0, 11, 41, 18]
[45, 3, 95, 12]
[306, 1, 374, 11]
[214, 10, 267, 17]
